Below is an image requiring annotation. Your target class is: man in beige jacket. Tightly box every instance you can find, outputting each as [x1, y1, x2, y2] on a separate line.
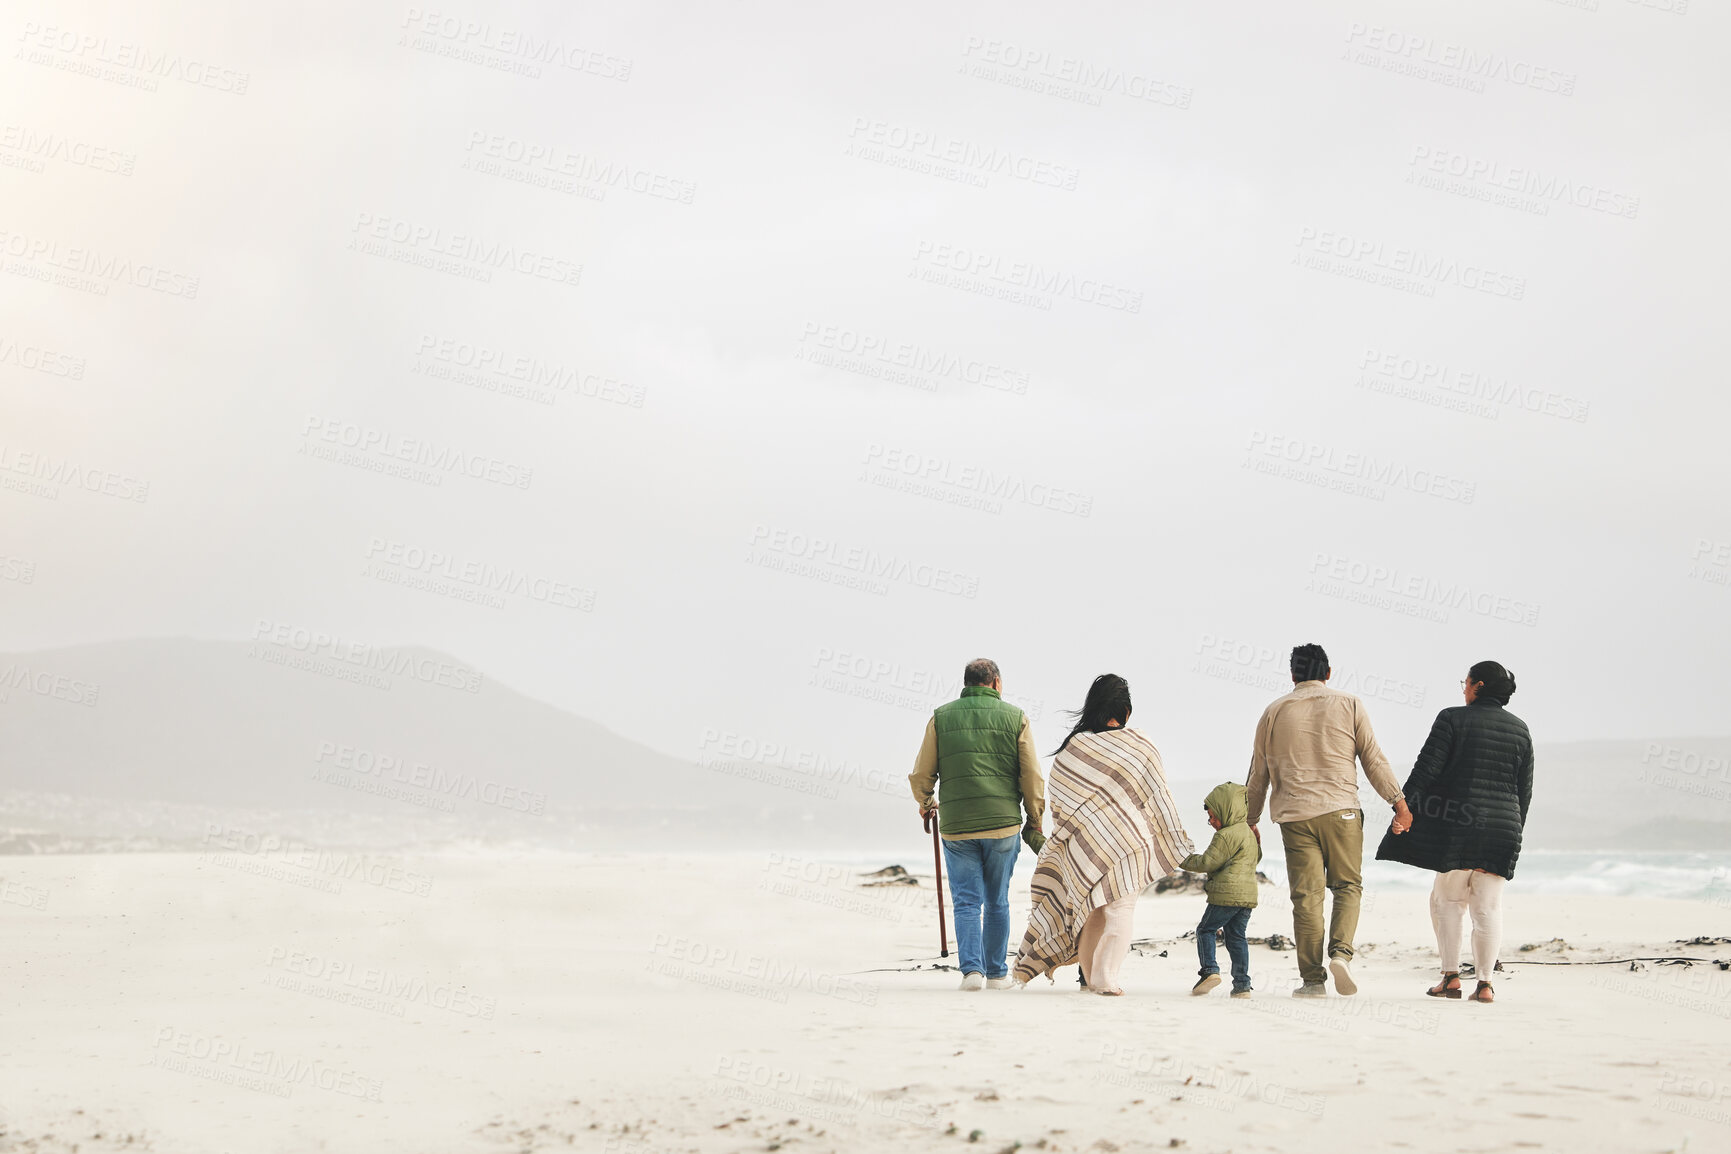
[1247, 643, 1413, 998]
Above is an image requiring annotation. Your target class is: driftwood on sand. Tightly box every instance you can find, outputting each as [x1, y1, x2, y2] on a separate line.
[1150, 869, 1274, 895]
[860, 864, 919, 887]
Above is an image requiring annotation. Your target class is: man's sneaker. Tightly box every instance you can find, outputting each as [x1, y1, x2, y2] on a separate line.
[1230, 988, 1254, 999]
[1190, 974, 1222, 996]
[1329, 957, 1358, 996]
[1292, 982, 1327, 998]
[959, 972, 985, 991]
[985, 976, 1014, 989]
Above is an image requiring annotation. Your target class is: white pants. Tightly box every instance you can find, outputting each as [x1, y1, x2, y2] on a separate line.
[1430, 869, 1505, 977]
[1077, 895, 1137, 992]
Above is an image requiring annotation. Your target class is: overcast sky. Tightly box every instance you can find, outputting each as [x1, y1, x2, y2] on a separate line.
[3, 0, 1728, 790]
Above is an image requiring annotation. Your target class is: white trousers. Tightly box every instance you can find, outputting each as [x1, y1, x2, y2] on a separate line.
[1077, 895, 1137, 992]
[1430, 869, 1505, 977]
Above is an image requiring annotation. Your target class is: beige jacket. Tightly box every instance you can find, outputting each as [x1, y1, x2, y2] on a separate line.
[908, 715, 1046, 840]
[1245, 681, 1403, 825]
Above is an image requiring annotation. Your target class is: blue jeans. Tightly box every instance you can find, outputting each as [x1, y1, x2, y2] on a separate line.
[1197, 904, 1252, 991]
[942, 834, 1020, 978]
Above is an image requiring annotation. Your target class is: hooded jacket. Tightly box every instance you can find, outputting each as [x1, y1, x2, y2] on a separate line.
[1178, 782, 1262, 908]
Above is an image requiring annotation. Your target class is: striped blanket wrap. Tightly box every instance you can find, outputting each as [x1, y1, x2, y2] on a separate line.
[1012, 727, 1194, 984]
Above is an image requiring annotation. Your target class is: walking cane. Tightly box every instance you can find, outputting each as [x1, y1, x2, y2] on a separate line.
[923, 809, 948, 958]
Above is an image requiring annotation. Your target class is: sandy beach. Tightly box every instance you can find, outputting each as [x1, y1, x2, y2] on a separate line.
[5, 0, 1727, 1149]
[2, 851, 1726, 1154]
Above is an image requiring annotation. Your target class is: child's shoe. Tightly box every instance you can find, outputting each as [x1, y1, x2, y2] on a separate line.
[1190, 973, 1222, 996]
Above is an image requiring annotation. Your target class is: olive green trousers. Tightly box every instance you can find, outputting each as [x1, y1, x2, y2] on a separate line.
[1279, 808, 1364, 986]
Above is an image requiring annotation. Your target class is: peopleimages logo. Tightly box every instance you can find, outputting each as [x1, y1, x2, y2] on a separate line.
[1406, 146, 1639, 220]
[0, 225, 200, 299]
[1689, 538, 1731, 588]
[710, 1056, 939, 1129]
[1294, 227, 1525, 300]
[200, 823, 435, 897]
[958, 37, 1193, 109]
[911, 239, 1143, 313]
[797, 321, 1029, 395]
[863, 443, 1092, 516]
[1191, 632, 1288, 694]
[463, 131, 695, 204]
[845, 116, 1081, 190]
[16, 23, 251, 94]
[364, 537, 594, 611]
[250, 619, 484, 693]
[1307, 553, 1541, 627]
[1640, 742, 1728, 783]
[150, 1027, 383, 1101]
[1343, 23, 1576, 96]
[698, 728, 905, 800]
[0, 124, 136, 175]
[0, 332, 86, 379]
[1356, 347, 1589, 424]
[398, 8, 632, 81]
[313, 740, 547, 813]
[746, 525, 980, 599]
[348, 212, 582, 287]
[809, 647, 953, 696]
[0, 442, 149, 502]
[648, 936, 878, 1006]
[300, 416, 533, 490]
[1189, 632, 1426, 708]
[0, 660, 100, 706]
[0, 554, 36, 584]
[413, 334, 644, 408]
[265, 946, 497, 1019]
[1245, 430, 1476, 504]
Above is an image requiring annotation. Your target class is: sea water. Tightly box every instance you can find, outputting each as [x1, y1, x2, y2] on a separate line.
[1362, 851, 1731, 900]
[831, 848, 1731, 902]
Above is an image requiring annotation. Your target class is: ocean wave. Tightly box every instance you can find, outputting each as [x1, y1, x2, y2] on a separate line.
[1257, 853, 1731, 900]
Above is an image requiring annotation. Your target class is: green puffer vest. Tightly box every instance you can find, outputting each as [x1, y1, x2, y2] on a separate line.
[932, 687, 1026, 837]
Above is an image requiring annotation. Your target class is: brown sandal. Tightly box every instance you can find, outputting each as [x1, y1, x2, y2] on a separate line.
[1426, 972, 1462, 999]
[1470, 981, 1494, 1003]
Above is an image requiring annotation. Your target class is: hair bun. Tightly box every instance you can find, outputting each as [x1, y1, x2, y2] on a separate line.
[1468, 660, 1516, 704]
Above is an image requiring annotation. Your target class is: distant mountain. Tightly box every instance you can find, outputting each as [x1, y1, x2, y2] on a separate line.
[1520, 736, 1731, 851]
[1, 639, 1725, 853]
[1603, 818, 1731, 853]
[0, 638, 910, 851]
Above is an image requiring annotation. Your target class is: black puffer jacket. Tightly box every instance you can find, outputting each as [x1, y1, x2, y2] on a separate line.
[1375, 700, 1534, 879]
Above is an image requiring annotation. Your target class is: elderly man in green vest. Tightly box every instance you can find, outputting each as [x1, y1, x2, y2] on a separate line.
[909, 658, 1047, 990]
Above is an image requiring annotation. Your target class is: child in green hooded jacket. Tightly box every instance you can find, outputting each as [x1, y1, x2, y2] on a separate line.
[1180, 782, 1261, 997]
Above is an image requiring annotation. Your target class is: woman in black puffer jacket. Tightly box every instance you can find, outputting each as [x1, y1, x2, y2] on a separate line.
[1377, 661, 1533, 1004]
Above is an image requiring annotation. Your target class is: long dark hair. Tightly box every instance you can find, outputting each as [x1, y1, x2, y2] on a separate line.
[1052, 674, 1132, 755]
[1468, 660, 1517, 706]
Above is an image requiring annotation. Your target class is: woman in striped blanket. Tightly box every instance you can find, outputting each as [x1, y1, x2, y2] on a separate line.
[1012, 674, 1194, 995]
